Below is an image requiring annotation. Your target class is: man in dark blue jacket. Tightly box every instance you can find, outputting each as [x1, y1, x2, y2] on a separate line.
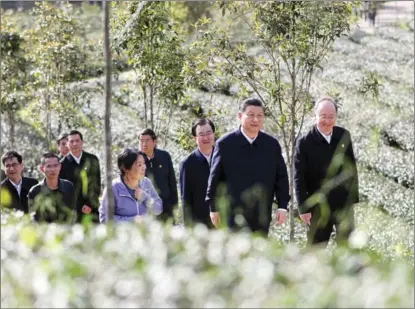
[180, 118, 216, 228]
[206, 98, 290, 235]
[139, 128, 178, 223]
[294, 96, 359, 246]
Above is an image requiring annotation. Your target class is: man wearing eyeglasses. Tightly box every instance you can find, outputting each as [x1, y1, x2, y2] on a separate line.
[179, 118, 216, 228]
[1, 151, 38, 214]
[138, 128, 178, 224]
[294, 96, 359, 246]
[28, 152, 75, 223]
[206, 98, 290, 236]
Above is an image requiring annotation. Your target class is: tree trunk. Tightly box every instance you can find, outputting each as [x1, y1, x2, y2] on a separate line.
[7, 111, 15, 149]
[289, 127, 296, 241]
[103, 0, 115, 222]
[288, 4, 297, 242]
[143, 85, 148, 127]
[46, 95, 52, 150]
[150, 84, 154, 129]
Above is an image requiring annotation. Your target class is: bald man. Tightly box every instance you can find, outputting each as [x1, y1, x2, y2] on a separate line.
[294, 96, 359, 246]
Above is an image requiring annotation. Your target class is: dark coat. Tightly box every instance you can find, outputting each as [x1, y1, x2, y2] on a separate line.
[179, 147, 213, 227]
[59, 151, 101, 222]
[294, 125, 359, 214]
[28, 178, 76, 223]
[206, 128, 290, 234]
[144, 148, 178, 217]
[1, 177, 38, 213]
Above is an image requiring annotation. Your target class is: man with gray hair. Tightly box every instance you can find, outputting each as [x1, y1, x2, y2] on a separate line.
[294, 96, 359, 246]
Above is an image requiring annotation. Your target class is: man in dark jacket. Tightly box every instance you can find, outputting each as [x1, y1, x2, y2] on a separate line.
[29, 152, 75, 223]
[180, 118, 216, 228]
[59, 130, 101, 223]
[294, 96, 359, 246]
[1, 151, 38, 213]
[206, 98, 290, 235]
[139, 128, 178, 223]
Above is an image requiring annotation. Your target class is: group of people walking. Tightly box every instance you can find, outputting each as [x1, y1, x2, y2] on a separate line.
[1, 96, 359, 246]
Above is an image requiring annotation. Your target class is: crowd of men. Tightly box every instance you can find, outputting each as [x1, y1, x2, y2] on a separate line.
[0, 96, 359, 246]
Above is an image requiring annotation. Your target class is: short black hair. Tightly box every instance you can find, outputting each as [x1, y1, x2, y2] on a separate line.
[239, 98, 264, 112]
[1, 151, 23, 165]
[41, 152, 60, 165]
[117, 148, 146, 176]
[56, 133, 69, 144]
[191, 118, 215, 137]
[68, 130, 83, 141]
[139, 128, 157, 141]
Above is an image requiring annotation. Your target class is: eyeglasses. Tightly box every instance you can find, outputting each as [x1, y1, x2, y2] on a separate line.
[244, 113, 264, 120]
[196, 131, 213, 138]
[139, 139, 153, 144]
[5, 163, 20, 169]
[319, 115, 336, 120]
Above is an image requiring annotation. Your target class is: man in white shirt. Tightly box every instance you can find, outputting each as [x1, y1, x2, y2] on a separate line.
[1, 151, 38, 214]
[59, 130, 101, 223]
[179, 118, 216, 228]
[294, 96, 359, 246]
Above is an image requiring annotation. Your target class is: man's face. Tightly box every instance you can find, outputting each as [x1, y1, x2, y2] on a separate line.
[139, 134, 156, 155]
[68, 134, 84, 155]
[4, 157, 23, 182]
[238, 106, 264, 135]
[316, 100, 337, 135]
[194, 123, 215, 151]
[57, 138, 69, 156]
[41, 157, 61, 179]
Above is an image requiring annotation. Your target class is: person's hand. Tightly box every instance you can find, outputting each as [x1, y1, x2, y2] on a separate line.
[276, 209, 287, 225]
[134, 187, 143, 201]
[300, 212, 312, 225]
[210, 212, 221, 228]
[81, 205, 92, 214]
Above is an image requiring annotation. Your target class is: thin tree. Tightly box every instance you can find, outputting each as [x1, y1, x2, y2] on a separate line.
[103, 0, 114, 221]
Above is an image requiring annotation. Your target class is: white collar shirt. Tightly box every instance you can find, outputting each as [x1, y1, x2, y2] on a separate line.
[70, 151, 83, 164]
[241, 127, 258, 144]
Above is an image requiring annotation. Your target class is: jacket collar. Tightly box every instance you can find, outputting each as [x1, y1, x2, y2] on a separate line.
[40, 178, 69, 193]
[144, 148, 160, 161]
[2, 177, 34, 197]
[65, 153, 77, 164]
[311, 125, 342, 144]
[234, 126, 263, 147]
[195, 147, 213, 164]
[1, 178, 19, 197]
[113, 176, 143, 197]
[65, 151, 88, 164]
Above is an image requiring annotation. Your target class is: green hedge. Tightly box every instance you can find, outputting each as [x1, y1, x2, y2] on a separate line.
[1, 209, 413, 308]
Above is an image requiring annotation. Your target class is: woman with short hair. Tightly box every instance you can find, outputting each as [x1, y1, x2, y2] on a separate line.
[99, 148, 163, 223]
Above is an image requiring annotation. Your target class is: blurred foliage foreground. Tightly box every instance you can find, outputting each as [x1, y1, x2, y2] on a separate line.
[1, 209, 413, 308]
